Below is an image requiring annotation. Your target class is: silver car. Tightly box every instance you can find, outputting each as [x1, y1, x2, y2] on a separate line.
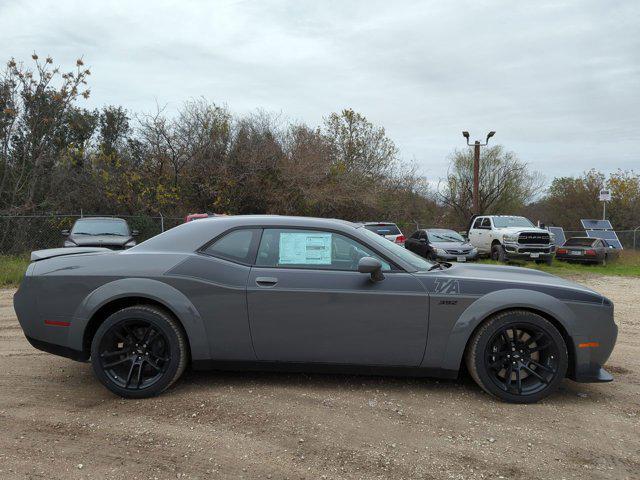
[14, 215, 617, 403]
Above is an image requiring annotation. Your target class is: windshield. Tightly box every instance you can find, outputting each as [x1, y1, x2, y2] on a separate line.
[360, 227, 434, 271]
[364, 224, 401, 236]
[492, 216, 535, 228]
[71, 219, 130, 236]
[564, 238, 596, 247]
[427, 230, 465, 243]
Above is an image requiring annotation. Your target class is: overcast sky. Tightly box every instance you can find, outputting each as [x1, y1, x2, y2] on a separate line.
[1, 0, 638, 188]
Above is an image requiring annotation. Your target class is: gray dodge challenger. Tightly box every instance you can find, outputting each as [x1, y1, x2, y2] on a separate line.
[14, 216, 617, 403]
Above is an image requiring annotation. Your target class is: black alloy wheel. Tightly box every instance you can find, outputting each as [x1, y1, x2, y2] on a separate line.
[91, 305, 187, 398]
[484, 323, 559, 396]
[466, 310, 568, 403]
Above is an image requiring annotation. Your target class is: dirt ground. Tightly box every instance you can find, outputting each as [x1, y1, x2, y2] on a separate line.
[0, 276, 639, 480]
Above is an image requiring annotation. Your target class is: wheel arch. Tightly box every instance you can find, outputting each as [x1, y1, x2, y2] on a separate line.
[437, 289, 578, 375]
[70, 278, 211, 361]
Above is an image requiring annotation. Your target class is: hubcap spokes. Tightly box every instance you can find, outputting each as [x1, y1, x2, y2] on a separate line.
[486, 325, 558, 396]
[99, 321, 170, 390]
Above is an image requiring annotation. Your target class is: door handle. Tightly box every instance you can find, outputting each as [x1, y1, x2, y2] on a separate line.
[255, 276, 278, 287]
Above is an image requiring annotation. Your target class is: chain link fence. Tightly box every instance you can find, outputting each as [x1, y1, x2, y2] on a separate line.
[0, 214, 184, 255]
[1, 214, 638, 255]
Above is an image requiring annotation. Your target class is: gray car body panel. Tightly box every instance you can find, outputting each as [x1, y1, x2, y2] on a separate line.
[13, 215, 617, 383]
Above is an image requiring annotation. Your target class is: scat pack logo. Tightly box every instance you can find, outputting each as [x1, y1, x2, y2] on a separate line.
[432, 278, 460, 295]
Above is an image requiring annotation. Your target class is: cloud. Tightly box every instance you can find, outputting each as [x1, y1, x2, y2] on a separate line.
[1, 0, 638, 183]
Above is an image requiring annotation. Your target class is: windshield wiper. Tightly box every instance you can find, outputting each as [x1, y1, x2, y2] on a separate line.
[95, 232, 125, 236]
[428, 263, 445, 271]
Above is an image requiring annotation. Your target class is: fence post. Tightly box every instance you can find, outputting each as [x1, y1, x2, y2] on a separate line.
[634, 226, 640, 250]
[159, 212, 164, 233]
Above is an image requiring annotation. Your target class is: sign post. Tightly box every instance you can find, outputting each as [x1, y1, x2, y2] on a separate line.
[599, 189, 612, 220]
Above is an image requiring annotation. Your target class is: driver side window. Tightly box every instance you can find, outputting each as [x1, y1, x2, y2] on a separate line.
[255, 229, 391, 271]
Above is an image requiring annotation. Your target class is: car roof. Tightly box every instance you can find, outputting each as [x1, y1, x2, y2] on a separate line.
[362, 221, 398, 225]
[135, 215, 359, 253]
[424, 228, 457, 232]
[74, 217, 127, 222]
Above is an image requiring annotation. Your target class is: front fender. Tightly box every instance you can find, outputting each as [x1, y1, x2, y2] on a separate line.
[69, 278, 210, 360]
[436, 289, 577, 373]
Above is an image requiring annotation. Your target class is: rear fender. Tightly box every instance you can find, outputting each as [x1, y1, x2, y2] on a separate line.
[69, 278, 210, 360]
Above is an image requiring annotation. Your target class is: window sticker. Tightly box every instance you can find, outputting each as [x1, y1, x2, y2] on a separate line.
[279, 232, 332, 265]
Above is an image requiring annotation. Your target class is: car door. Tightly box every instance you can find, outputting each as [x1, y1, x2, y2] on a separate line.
[479, 217, 493, 252]
[405, 231, 421, 254]
[468, 217, 486, 252]
[246, 228, 429, 366]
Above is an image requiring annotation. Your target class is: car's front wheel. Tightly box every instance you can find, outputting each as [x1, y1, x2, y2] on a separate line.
[465, 310, 568, 403]
[91, 305, 188, 398]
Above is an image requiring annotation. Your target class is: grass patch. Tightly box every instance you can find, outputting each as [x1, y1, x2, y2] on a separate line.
[478, 250, 640, 278]
[0, 255, 30, 287]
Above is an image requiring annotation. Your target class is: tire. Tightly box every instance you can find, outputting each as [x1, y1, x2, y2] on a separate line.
[91, 305, 188, 398]
[490, 243, 507, 262]
[465, 310, 568, 404]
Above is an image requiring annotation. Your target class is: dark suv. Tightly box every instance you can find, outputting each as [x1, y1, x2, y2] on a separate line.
[62, 217, 138, 250]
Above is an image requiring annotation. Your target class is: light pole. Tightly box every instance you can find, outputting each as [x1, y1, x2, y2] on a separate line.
[462, 131, 495, 215]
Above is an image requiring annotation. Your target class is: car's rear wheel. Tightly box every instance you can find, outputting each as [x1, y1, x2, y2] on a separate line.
[465, 310, 568, 403]
[91, 305, 188, 398]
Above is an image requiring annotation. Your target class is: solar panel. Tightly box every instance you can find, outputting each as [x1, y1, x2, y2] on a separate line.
[547, 226, 566, 246]
[585, 230, 623, 249]
[580, 219, 613, 230]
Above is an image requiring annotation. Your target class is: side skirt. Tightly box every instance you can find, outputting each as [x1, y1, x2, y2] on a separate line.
[190, 359, 459, 380]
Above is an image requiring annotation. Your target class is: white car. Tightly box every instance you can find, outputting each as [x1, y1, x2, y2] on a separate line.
[467, 215, 555, 264]
[361, 222, 406, 246]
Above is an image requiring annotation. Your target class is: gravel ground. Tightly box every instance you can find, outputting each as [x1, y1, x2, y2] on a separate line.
[0, 275, 638, 480]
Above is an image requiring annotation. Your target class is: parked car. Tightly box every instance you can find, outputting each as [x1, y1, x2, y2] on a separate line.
[16, 215, 616, 403]
[184, 213, 227, 223]
[361, 222, 405, 246]
[556, 237, 619, 265]
[467, 215, 555, 264]
[62, 217, 138, 250]
[405, 228, 478, 262]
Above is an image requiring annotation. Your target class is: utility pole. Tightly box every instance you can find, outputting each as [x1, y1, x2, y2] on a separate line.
[462, 131, 496, 215]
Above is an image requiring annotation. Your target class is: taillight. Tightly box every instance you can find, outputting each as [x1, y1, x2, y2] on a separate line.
[395, 235, 406, 244]
[585, 249, 597, 256]
[557, 248, 567, 254]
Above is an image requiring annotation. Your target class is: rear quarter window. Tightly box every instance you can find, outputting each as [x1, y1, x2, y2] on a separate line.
[202, 228, 261, 264]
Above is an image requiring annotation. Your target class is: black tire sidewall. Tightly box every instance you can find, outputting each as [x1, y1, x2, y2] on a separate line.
[471, 312, 568, 403]
[91, 307, 184, 398]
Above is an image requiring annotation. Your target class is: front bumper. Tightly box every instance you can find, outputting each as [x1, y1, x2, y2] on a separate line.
[503, 241, 555, 260]
[434, 251, 478, 262]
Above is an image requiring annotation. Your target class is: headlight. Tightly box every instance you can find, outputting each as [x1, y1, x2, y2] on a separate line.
[470, 247, 478, 254]
[504, 234, 518, 243]
[435, 248, 447, 256]
[549, 233, 556, 242]
[124, 240, 136, 248]
[64, 240, 77, 247]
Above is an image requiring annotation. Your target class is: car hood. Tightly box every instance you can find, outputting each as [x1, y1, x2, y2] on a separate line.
[494, 226, 548, 234]
[415, 263, 604, 302]
[68, 234, 133, 246]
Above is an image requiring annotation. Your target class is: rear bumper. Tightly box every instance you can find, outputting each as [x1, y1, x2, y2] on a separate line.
[25, 336, 88, 362]
[555, 254, 601, 263]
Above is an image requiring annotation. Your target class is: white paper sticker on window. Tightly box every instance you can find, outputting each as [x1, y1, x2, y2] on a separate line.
[279, 232, 332, 265]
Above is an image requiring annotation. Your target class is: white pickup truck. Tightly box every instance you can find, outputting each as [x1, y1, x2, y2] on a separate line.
[467, 215, 555, 264]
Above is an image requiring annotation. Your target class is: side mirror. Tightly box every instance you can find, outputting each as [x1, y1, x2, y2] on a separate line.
[131, 230, 139, 237]
[61, 229, 69, 236]
[358, 257, 385, 282]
